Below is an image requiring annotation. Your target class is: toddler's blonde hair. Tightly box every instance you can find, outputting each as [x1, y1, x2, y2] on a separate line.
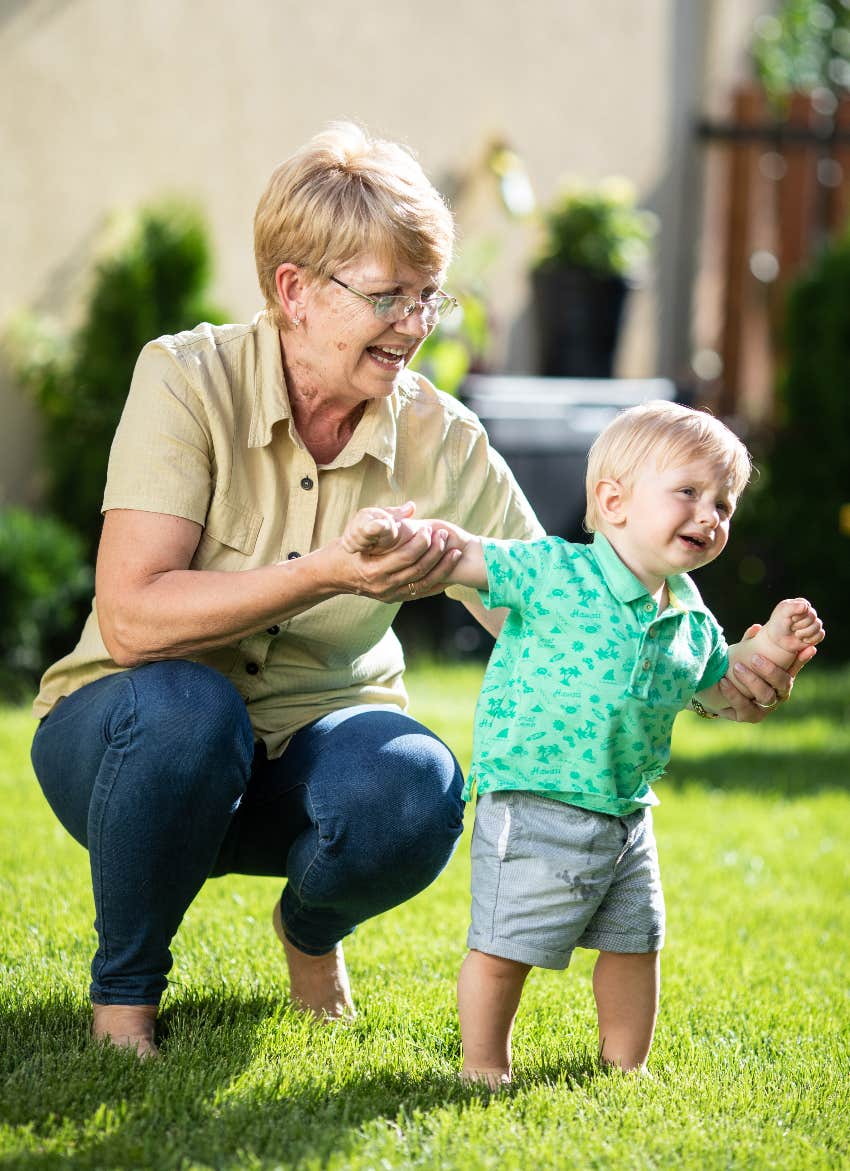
[584, 400, 752, 532]
[254, 121, 455, 329]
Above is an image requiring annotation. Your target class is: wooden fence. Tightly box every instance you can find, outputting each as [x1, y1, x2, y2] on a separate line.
[696, 84, 850, 422]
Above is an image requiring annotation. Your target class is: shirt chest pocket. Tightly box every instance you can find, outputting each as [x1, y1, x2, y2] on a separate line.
[192, 494, 264, 568]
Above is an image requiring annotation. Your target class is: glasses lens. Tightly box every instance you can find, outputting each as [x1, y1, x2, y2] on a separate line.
[372, 294, 456, 322]
[373, 295, 409, 322]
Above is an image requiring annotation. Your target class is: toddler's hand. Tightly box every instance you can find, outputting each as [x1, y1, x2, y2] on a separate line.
[341, 506, 430, 556]
[763, 598, 825, 653]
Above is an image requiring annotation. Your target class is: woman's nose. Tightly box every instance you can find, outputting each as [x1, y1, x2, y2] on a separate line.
[394, 307, 431, 339]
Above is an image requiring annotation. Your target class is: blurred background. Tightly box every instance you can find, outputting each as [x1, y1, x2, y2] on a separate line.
[2, 0, 849, 693]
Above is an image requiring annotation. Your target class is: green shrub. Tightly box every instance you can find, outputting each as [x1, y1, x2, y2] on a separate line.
[0, 509, 93, 700]
[699, 228, 850, 661]
[6, 200, 228, 558]
[533, 178, 657, 279]
[752, 0, 850, 108]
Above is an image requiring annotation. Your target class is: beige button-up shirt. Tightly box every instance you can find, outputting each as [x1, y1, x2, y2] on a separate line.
[34, 312, 542, 755]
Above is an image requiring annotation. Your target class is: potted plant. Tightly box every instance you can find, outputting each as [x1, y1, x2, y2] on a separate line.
[531, 177, 657, 377]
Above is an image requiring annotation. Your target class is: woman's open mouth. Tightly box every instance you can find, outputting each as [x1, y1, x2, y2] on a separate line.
[367, 345, 408, 369]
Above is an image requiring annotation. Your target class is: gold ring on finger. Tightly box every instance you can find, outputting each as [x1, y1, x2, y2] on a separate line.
[755, 697, 778, 710]
[408, 582, 417, 598]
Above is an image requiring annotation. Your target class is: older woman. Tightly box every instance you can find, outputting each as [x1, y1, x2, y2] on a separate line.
[30, 123, 804, 1057]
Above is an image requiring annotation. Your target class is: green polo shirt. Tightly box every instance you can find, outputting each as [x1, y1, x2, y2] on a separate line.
[468, 533, 729, 816]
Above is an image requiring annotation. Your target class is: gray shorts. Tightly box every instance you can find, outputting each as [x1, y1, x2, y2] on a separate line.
[467, 790, 665, 969]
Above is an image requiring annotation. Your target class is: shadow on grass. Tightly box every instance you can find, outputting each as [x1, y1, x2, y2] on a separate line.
[753, 665, 850, 726]
[0, 991, 601, 1170]
[666, 741, 850, 798]
[661, 664, 850, 799]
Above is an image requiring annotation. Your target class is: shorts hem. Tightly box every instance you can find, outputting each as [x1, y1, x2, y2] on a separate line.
[580, 930, 665, 953]
[466, 931, 573, 971]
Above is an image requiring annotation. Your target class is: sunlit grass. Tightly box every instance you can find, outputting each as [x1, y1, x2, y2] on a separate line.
[1, 664, 848, 1169]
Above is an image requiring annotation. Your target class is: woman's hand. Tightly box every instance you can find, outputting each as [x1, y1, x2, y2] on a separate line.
[714, 623, 817, 723]
[332, 502, 461, 603]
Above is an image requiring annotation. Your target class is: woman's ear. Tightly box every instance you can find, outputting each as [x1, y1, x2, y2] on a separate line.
[273, 263, 307, 327]
[594, 478, 629, 528]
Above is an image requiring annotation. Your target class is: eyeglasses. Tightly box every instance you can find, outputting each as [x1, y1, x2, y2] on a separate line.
[329, 276, 458, 324]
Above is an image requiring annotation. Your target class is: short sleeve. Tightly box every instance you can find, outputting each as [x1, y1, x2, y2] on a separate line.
[695, 615, 729, 691]
[479, 537, 555, 614]
[102, 339, 213, 523]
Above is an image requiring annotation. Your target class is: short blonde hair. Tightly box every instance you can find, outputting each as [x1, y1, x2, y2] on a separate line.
[254, 121, 455, 327]
[584, 400, 752, 532]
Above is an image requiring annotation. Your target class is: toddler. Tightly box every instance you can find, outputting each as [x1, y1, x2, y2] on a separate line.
[343, 400, 824, 1083]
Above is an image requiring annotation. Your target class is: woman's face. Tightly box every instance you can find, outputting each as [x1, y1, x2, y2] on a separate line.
[295, 253, 444, 406]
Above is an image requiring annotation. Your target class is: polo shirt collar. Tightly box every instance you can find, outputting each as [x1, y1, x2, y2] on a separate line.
[247, 310, 399, 470]
[591, 531, 710, 614]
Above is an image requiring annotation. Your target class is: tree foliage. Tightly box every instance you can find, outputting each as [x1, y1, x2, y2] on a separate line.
[7, 201, 227, 557]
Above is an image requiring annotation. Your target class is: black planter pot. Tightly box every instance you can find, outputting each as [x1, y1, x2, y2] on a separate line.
[532, 264, 629, 377]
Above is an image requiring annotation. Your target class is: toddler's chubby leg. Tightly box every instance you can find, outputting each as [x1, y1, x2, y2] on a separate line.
[593, 950, 659, 1072]
[457, 949, 531, 1086]
[761, 598, 825, 661]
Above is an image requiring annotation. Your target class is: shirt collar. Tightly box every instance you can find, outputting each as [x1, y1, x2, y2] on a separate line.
[590, 531, 711, 614]
[247, 310, 399, 471]
[248, 311, 292, 448]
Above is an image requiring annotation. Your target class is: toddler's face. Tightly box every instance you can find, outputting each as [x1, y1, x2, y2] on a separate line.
[608, 457, 736, 591]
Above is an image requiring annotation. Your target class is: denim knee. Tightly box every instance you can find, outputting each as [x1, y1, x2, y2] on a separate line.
[32, 661, 254, 846]
[293, 718, 465, 908]
[124, 661, 254, 796]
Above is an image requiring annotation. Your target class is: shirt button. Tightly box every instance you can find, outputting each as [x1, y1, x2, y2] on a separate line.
[648, 628, 657, 639]
[287, 551, 301, 560]
[266, 625, 280, 636]
[642, 659, 651, 671]
[644, 602, 654, 613]
[245, 662, 260, 675]
[300, 476, 314, 490]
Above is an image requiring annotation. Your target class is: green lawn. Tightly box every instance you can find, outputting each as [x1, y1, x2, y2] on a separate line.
[1, 663, 848, 1170]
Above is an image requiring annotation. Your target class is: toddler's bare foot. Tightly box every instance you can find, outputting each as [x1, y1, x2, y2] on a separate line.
[91, 1003, 159, 1058]
[460, 1067, 511, 1089]
[272, 901, 355, 1020]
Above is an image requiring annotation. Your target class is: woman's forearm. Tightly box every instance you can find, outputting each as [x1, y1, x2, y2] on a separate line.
[96, 507, 457, 667]
[98, 547, 344, 666]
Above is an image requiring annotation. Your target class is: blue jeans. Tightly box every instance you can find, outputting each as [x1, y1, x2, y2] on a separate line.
[31, 660, 464, 1005]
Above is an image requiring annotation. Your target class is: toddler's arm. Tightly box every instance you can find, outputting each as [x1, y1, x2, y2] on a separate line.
[695, 598, 824, 715]
[341, 506, 488, 589]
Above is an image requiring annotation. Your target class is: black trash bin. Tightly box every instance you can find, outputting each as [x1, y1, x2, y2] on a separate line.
[461, 375, 677, 540]
[393, 375, 677, 659]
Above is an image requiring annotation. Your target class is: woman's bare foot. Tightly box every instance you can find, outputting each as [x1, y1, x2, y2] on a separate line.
[91, 1003, 159, 1058]
[272, 902, 355, 1020]
[460, 1067, 511, 1089]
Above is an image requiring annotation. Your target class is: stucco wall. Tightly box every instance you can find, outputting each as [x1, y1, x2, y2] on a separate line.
[1, 0, 766, 506]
